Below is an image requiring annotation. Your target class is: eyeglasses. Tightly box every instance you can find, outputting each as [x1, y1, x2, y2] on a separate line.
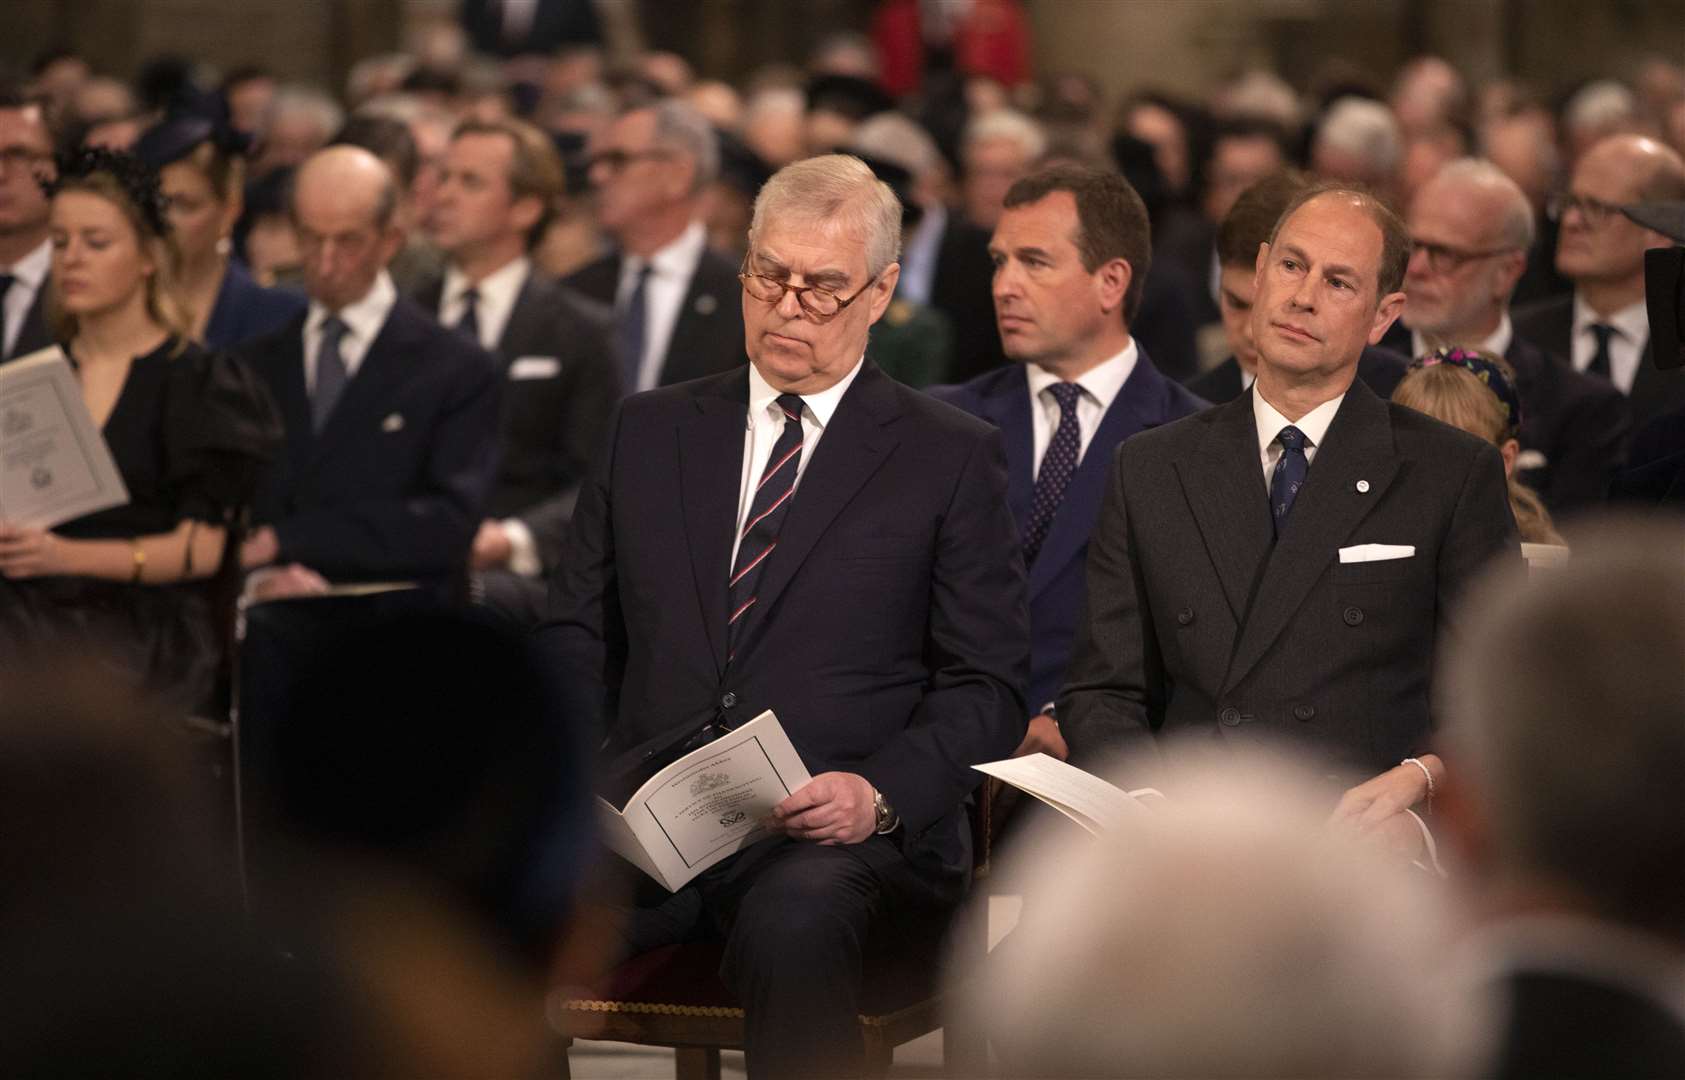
[1408, 239, 1518, 274]
[584, 148, 672, 174]
[739, 260, 880, 321]
[1545, 192, 1632, 229]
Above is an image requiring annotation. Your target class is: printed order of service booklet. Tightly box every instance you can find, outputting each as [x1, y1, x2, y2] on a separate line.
[974, 752, 1163, 835]
[0, 347, 128, 528]
[599, 710, 813, 891]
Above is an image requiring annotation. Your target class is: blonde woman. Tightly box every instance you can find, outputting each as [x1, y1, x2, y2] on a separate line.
[0, 148, 280, 709]
[1393, 347, 1562, 544]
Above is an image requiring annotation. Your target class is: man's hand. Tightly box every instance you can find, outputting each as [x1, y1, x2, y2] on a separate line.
[470, 519, 513, 570]
[247, 563, 330, 601]
[0, 524, 63, 578]
[1012, 713, 1068, 760]
[241, 526, 280, 569]
[1330, 757, 1438, 831]
[773, 772, 878, 845]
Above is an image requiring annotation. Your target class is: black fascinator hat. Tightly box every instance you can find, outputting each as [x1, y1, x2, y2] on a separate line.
[45, 146, 172, 237]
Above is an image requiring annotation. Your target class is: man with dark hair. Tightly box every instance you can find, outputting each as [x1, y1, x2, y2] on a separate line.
[415, 117, 619, 624]
[1189, 172, 1408, 403]
[1061, 184, 1517, 848]
[241, 145, 501, 600]
[0, 87, 57, 363]
[931, 164, 1204, 756]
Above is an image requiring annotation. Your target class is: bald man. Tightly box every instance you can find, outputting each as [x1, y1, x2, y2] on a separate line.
[241, 145, 502, 599]
[1515, 135, 1685, 428]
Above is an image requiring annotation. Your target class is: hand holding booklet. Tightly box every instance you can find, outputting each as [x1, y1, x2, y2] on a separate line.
[974, 753, 1164, 835]
[598, 710, 812, 891]
[0, 347, 128, 528]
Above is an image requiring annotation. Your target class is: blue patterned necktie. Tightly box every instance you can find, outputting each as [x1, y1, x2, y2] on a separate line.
[727, 393, 807, 661]
[616, 263, 652, 393]
[312, 315, 349, 432]
[1270, 424, 1311, 534]
[1024, 382, 1084, 565]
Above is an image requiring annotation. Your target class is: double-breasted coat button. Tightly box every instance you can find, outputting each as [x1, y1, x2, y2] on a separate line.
[720, 691, 739, 709]
[1177, 607, 1194, 625]
[1293, 704, 1316, 721]
[1219, 707, 1242, 726]
[1343, 606, 1364, 626]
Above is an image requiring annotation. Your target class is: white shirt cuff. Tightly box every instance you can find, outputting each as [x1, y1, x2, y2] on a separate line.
[502, 517, 542, 578]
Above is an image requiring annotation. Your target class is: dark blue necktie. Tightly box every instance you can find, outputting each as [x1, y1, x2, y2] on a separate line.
[616, 263, 652, 393]
[455, 286, 480, 344]
[1587, 322, 1615, 382]
[1270, 424, 1311, 534]
[313, 315, 349, 432]
[1024, 382, 1083, 564]
[727, 393, 806, 661]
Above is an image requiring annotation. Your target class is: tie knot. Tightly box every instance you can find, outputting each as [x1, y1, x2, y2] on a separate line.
[320, 314, 348, 342]
[1276, 424, 1310, 452]
[461, 286, 479, 306]
[0, 272, 15, 294]
[1589, 322, 1616, 346]
[1047, 381, 1084, 414]
[775, 393, 805, 425]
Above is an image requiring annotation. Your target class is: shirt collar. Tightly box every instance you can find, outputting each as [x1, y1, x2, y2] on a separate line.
[306, 270, 396, 344]
[746, 354, 866, 430]
[1254, 386, 1345, 456]
[443, 254, 529, 311]
[1572, 291, 1649, 343]
[1411, 314, 1514, 361]
[7, 237, 51, 288]
[1023, 339, 1138, 411]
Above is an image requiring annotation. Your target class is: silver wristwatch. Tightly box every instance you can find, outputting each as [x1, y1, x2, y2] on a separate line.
[872, 788, 900, 834]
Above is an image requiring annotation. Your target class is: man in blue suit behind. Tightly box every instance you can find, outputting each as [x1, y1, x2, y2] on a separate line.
[931, 164, 1205, 758]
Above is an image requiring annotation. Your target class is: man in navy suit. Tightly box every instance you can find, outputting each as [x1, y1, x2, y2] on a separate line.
[931, 164, 1205, 759]
[240, 145, 501, 599]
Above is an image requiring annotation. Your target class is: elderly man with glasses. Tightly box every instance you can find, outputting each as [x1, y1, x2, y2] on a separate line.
[1382, 158, 1631, 514]
[543, 153, 1027, 1079]
[563, 99, 747, 393]
[1515, 134, 1685, 430]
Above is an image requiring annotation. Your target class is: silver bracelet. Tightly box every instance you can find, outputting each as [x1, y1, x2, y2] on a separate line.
[1401, 756, 1435, 812]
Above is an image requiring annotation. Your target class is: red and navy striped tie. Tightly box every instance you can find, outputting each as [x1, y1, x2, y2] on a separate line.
[727, 393, 806, 660]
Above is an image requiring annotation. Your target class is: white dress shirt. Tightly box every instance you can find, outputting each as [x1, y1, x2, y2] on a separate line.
[617, 221, 708, 393]
[303, 271, 397, 392]
[2, 238, 50, 359]
[1024, 340, 1138, 477]
[440, 255, 529, 352]
[1411, 313, 1513, 363]
[730, 357, 865, 568]
[1254, 388, 1345, 490]
[898, 203, 946, 307]
[1570, 293, 1648, 395]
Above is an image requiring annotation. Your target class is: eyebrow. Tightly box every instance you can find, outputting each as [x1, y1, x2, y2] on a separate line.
[1280, 242, 1361, 280]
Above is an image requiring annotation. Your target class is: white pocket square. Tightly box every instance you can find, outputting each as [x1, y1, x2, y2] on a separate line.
[509, 355, 561, 380]
[1515, 448, 1548, 471]
[381, 412, 405, 433]
[1339, 543, 1415, 564]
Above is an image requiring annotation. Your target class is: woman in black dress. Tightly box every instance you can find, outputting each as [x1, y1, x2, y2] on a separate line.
[0, 148, 280, 711]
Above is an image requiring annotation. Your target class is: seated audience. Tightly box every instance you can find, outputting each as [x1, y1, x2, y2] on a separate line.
[136, 98, 306, 349]
[0, 86, 59, 363]
[1393, 348, 1563, 544]
[1441, 522, 1685, 1078]
[960, 107, 1045, 232]
[0, 148, 281, 711]
[1309, 96, 1403, 202]
[240, 145, 501, 600]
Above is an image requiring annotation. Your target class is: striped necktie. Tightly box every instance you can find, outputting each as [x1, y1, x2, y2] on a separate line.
[727, 393, 806, 661]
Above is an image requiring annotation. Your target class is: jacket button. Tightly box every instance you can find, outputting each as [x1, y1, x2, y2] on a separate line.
[720, 691, 739, 709]
[1293, 704, 1316, 721]
[1177, 607, 1194, 626]
[1219, 707, 1241, 727]
[1343, 606, 1364, 626]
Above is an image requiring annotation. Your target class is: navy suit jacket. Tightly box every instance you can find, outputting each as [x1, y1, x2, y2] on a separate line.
[204, 260, 307, 351]
[244, 298, 502, 588]
[929, 348, 1207, 713]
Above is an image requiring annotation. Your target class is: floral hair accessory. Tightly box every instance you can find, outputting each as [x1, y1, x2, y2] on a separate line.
[1410, 346, 1523, 435]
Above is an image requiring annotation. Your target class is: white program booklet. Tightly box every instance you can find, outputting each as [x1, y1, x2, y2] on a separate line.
[974, 753, 1161, 835]
[0, 346, 128, 528]
[598, 710, 813, 892]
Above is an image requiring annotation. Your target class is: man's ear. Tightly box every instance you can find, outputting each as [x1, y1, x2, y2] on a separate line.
[1368, 288, 1408, 345]
[1492, 248, 1527, 300]
[1097, 256, 1131, 316]
[865, 262, 901, 325]
[1254, 240, 1270, 282]
[509, 193, 545, 237]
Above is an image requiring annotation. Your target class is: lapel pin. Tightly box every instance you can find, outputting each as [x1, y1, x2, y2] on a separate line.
[1355, 479, 1370, 493]
[694, 294, 718, 316]
[382, 413, 405, 433]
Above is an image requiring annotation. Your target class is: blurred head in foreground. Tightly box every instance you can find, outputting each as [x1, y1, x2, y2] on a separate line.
[954, 753, 1483, 1078]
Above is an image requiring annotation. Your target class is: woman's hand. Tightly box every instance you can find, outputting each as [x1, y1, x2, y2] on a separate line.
[0, 524, 65, 579]
[1330, 757, 1439, 831]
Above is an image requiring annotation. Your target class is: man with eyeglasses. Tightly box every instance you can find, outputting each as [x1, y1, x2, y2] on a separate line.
[0, 87, 58, 364]
[543, 154, 1026, 1079]
[1384, 158, 1630, 513]
[563, 100, 746, 394]
[1515, 134, 1685, 428]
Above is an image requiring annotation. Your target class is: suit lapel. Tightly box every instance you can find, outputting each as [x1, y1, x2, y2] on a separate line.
[976, 368, 1035, 534]
[1222, 383, 1399, 691]
[742, 364, 900, 646]
[1176, 392, 1273, 623]
[496, 272, 546, 367]
[677, 373, 750, 677]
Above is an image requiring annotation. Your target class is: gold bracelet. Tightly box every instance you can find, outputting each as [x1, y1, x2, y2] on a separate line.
[130, 539, 146, 584]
